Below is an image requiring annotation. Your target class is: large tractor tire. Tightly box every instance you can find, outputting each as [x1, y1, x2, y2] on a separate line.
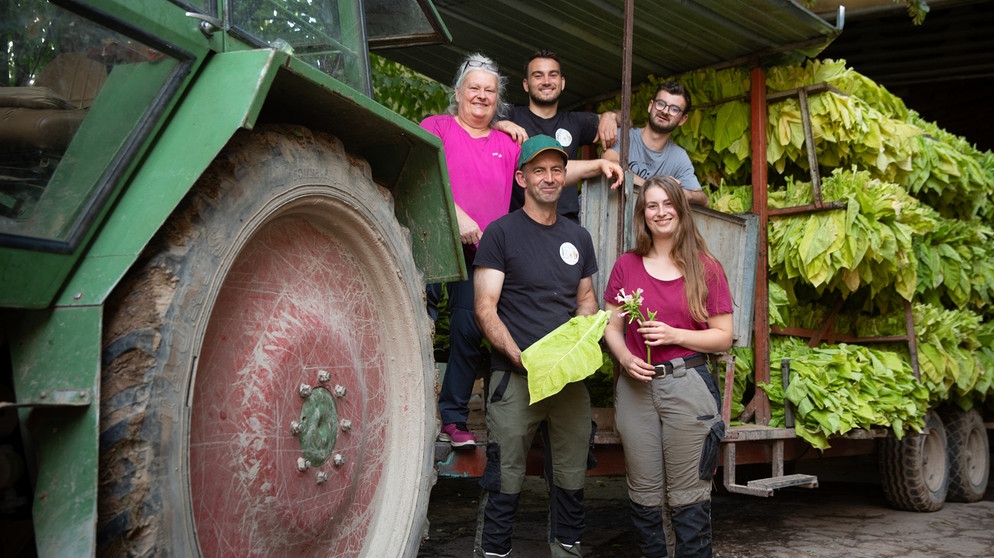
[98, 125, 437, 557]
[940, 406, 989, 503]
[878, 411, 949, 512]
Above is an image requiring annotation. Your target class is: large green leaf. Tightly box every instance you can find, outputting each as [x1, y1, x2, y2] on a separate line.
[713, 100, 749, 152]
[522, 310, 610, 403]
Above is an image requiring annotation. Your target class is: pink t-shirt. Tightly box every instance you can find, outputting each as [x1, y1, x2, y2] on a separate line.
[604, 251, 733, 363]
[420, 114, 520, 235]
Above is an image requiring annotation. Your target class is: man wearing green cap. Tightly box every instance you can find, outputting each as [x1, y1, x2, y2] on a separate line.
[472, 135, 600, 557]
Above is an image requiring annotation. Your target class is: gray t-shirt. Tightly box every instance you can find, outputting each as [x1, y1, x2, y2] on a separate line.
[611, 128, 701, 190]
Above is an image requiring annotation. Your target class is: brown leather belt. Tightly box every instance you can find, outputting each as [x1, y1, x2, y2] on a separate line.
[653, 353, 708, 378]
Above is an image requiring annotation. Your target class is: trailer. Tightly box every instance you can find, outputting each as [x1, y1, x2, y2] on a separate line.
[407, 0, 992, 516]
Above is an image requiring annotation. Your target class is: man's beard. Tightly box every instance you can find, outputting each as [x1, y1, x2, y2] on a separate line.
[529, 90, 560, 108]
[647, 113, 679, 135]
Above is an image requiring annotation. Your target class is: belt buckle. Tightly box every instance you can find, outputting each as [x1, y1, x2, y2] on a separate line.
[654, 362, 673, 378]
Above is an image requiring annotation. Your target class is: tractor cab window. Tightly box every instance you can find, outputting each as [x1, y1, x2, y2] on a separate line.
[229, 0, 371, 91]
[1, 1, 182, 250]
[365, 0, 448, 48]
[228, 0, 446, 94]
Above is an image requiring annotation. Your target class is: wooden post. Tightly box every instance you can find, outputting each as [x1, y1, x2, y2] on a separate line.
[617, 0, 634, 256]
[750, 64, 771, 425]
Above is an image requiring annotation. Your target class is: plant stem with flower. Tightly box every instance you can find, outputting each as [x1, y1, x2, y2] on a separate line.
[615, 288, 658, 363]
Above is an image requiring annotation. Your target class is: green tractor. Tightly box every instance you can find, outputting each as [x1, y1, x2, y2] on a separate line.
[0, 1, 462, 556]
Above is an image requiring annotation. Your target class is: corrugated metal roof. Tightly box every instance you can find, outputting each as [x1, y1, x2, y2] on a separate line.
[816, 1, 994, 152]
[376, 0, 841, 109]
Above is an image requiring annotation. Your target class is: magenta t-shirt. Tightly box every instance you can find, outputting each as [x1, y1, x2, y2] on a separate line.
[604, 251, 733, 363]
[420, 114, 520, 235]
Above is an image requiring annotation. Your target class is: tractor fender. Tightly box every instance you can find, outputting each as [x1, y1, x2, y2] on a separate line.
[56, 49, 461, 310]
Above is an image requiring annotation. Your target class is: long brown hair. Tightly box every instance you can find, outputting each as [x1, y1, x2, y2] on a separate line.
[631, 176, 720, 322]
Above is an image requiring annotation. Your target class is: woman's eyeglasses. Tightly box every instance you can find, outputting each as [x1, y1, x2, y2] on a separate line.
[461, 59, 499, 74]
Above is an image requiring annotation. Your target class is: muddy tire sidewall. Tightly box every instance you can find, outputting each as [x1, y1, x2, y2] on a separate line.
[878, 411, 949, 512]
[940, 406, 990, 503]
[99, 125, 436, 557]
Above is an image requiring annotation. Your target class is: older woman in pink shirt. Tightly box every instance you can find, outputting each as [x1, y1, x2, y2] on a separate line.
[421, 53, 520, 448]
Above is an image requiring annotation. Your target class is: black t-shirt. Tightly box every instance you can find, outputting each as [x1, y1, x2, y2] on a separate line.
[474, 209, 598, 373]
[507, 106, 599, 222]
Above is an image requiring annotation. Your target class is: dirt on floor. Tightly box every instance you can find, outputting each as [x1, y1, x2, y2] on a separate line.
[418, 464, 994, 558]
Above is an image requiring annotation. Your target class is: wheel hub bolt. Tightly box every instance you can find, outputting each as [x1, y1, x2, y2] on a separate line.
[297, 457, 311, 472]
[290, 420, 304, 435]
[317, 370, 331, 383]
[333, 453, 346, 467]
[315, 471, 328, 484]
[333, 385, 347, 398]
[340, 419, 352, 432]
[299, 384, 313, 398]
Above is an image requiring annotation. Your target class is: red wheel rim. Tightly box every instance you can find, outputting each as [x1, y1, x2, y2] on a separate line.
[189, 215, 387, 557]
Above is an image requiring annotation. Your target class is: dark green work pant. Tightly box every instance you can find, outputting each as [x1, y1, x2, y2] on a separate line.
[474, 370, 591, 557]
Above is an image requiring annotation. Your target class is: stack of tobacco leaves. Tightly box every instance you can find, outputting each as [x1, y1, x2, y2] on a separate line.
[599, 59, 994, 445]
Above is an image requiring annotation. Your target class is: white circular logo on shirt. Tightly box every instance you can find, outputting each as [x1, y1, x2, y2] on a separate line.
[555, 128, 574, 148]
[559, 242, 579, 266]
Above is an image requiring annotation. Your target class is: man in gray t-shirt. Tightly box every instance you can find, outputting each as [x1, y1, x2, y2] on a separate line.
[605, 81, 709, 207]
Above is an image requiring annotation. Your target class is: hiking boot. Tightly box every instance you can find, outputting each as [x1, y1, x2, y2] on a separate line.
[440, 422, 477, 447]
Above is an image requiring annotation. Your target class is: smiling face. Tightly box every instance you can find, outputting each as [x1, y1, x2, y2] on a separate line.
[643, 183, 678, 238]
[523, 57, 564, 107]
[455, 69, 498, 125]
[516, 150, 566, 208]
[646, 90, 688, 135]
[632, 176, 693, 256]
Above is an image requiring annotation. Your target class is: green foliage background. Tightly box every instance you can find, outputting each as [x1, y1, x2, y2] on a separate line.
[371, 54, 450, 124]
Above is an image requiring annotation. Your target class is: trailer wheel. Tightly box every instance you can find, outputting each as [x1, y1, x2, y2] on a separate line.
[98, 125, 436, 557]
[940, 406, 989, 503]
[878, 411, 948, 512]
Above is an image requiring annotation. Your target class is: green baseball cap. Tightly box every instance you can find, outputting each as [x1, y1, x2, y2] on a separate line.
[517, 134, 568, 170]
